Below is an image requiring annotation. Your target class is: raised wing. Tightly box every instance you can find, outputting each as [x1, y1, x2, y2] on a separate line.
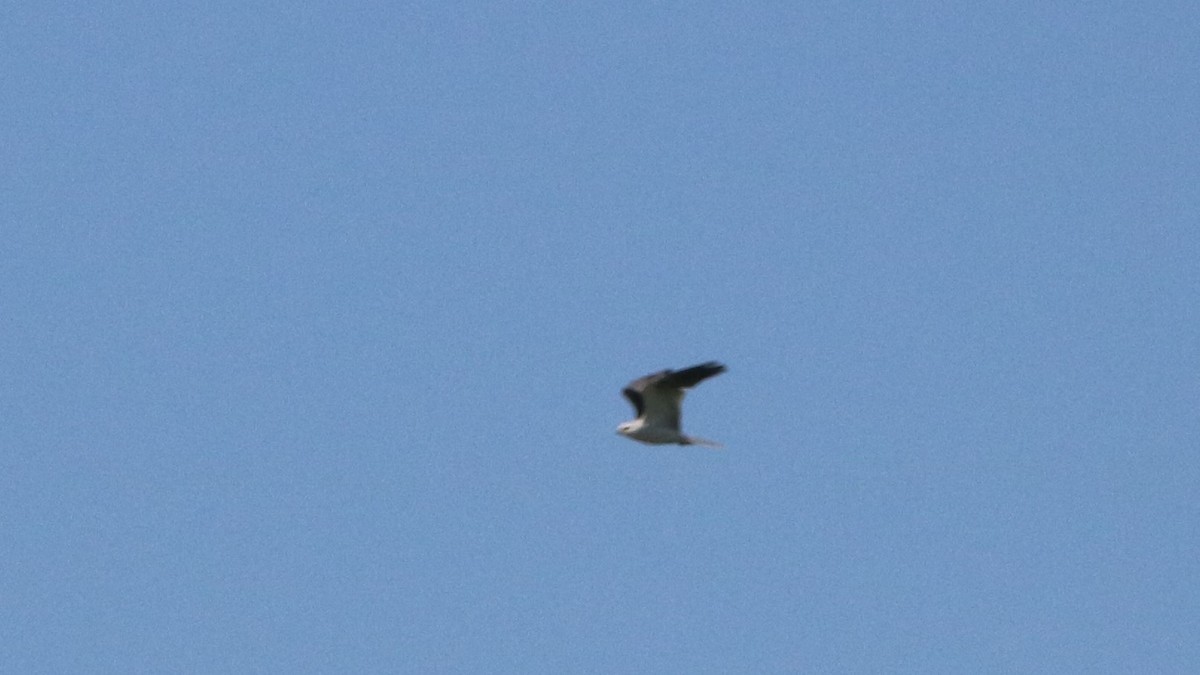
[639, 384, 686, 431]
[621, 386, 646, 418]
[622, 362, 726, 431]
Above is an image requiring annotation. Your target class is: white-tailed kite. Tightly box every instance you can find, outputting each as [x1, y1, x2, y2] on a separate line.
[616, 361, 726, 447]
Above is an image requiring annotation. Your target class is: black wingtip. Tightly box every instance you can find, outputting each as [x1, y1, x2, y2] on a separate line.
[663, 361, 727, 389]
[691, 361, 726, 375]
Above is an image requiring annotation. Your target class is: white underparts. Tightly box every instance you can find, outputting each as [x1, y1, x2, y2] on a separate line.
[617, 420, 690, 445]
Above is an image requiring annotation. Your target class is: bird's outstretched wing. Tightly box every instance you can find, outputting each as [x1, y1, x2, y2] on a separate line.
[622, 362, 726, 431]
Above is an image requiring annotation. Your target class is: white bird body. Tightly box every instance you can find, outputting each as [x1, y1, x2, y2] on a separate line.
[616, 361, 726, 447]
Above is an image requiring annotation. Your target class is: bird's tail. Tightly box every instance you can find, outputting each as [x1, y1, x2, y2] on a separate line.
[683, 435, 723, 449]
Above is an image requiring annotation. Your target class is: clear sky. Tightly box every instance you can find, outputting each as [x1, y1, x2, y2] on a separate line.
[4, 2, 1198, 673]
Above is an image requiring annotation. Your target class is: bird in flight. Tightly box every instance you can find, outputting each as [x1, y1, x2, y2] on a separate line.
[616, 361, 726, 447]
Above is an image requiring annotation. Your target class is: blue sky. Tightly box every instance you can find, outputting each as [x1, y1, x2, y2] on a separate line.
[4, 2, 1199, 672]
